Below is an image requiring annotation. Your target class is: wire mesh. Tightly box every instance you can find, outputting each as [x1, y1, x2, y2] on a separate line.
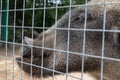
[0, 0, 120, 80]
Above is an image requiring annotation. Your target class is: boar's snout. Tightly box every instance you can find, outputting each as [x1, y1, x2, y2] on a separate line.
[16, 57, 22, 61]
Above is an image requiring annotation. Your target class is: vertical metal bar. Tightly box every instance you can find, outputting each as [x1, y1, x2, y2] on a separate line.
[41, 0, 46, 80]
[100, 0, 107, 80]
[12, 0, 17, 79]
[81, 0, 88, 80]
[4, 0, 9, 80]
[66, 0, 72, 80]
[30, 0, 35, 80]
[21, 0, 26, 79]
[52, 1, 58, 80]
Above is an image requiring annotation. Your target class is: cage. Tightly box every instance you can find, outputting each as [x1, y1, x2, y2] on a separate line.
[0, 0, 120, 80]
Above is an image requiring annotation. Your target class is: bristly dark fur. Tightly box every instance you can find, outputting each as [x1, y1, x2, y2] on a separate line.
[16, 1, 120, 80]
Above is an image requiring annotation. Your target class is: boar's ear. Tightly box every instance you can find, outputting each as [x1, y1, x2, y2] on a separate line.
[112, 26, 120, 46]
[24, 36, 34, 46]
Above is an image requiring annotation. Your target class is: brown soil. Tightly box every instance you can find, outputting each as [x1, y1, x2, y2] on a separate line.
[0, 46, 21, 58]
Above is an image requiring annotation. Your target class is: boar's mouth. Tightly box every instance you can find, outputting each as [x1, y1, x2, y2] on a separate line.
[16, 57, 22, 61]
[16, 50, 32, 61]
[16, 55, 30, 62]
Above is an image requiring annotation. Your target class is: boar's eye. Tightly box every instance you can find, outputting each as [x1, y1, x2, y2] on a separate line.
[72, 15, 84, 22]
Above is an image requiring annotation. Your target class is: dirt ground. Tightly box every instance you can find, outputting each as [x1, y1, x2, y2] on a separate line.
[0, 46, 97, 80]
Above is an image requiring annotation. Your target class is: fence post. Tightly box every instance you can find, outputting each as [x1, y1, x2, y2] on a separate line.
[0, 1, 1, 42]
[1, 0, 9, 41]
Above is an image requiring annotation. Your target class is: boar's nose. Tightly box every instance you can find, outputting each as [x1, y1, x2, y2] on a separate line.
[16, 57, 21, 61]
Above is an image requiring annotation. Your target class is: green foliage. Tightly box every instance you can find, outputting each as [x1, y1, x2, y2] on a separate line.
[24, 0, 85, 30]
[8, 0, 85, 42]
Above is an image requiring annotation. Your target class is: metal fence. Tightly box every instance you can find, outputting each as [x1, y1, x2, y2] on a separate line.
[0, 0, 120, 80]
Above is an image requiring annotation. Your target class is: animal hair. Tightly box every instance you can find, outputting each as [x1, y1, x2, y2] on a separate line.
[16, 0, 120, 79]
